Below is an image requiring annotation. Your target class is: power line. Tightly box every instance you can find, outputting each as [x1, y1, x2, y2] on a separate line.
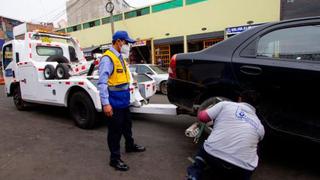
[31, 2, 66, 22]
[37, 0, 90, 24]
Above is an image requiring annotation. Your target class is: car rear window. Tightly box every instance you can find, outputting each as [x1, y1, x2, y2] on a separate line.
[36, 46, 63, 56]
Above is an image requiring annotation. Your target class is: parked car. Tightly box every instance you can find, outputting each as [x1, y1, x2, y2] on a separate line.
[129, 64, 168, 94]
[168, 16, 320, 142]
[131, 72, 156, 101]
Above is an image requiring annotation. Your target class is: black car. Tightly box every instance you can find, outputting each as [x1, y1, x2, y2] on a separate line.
[168, 16, 320, 142]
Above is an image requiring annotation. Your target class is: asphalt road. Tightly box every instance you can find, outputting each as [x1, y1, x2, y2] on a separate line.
[0, 86, 320, 180]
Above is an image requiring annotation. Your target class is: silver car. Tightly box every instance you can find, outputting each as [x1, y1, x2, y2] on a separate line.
[129, 64, 168, 94]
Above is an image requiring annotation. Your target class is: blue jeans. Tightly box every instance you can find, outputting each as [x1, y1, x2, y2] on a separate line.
[187, 146, 253, 180]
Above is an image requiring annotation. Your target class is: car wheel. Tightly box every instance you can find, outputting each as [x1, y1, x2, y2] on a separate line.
[198, 96, 230, 112]
[69, 91, 96, 129]
[160, 81, 167, 95]
[13, 85, 27, 111]
[54, 63, 70, 79]
[44, 65, 55, 80]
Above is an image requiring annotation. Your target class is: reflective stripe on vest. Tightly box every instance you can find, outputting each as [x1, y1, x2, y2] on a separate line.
[102, 50, 130, 86]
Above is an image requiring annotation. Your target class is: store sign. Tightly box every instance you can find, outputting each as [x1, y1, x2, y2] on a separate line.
[132, 40, 147, 47]
[226, 24, 262, 35]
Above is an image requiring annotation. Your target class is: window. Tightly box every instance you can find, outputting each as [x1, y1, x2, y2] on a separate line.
[152, 0, 183, 13]
[2, 44, 13, 69]
[36, 46, 63, 56]
[83, 20, 100, 29]
[134, 74, 153, 83]
[149, 65, 167, 74]
[138, 65, 153, 74]
[186, 0, 207, 5]
[102, 17, 110, 24]
[257, 25, 320, 61]
[113, 14, 123, 22]
[125, 7, 150, 19]
[66, 24, 81, 32]
[129, 65, 137, 73]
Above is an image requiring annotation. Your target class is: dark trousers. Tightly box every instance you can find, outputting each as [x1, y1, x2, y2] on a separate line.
[107, 107, 134, 161]
[187, 146, 253, 180]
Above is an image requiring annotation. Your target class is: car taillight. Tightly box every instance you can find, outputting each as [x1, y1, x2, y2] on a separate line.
[168, 54, 177, 78]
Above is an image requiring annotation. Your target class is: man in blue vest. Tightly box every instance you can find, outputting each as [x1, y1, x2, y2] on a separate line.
[98, 31, 146, 171]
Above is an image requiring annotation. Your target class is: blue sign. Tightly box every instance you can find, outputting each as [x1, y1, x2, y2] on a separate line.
[226, 24, 262, 35]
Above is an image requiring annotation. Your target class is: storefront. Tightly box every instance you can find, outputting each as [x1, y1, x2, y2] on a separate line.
[187, 31, 224, 52]
[129, 39, 152, 64]
[154, 36, 184, 67]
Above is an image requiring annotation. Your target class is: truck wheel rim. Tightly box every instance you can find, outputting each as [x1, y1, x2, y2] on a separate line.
[44, 69, 50, 78]
[57, 68, 64, 78]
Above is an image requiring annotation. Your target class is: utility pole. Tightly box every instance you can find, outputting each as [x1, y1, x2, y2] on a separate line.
[105, 0, 115, 35]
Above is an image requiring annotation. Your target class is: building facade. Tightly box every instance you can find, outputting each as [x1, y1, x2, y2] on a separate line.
[67, 0, 131, 26]
[60, 0, 281, 66]
[0, 16, 23, 42]
[281, 0, 320, 20]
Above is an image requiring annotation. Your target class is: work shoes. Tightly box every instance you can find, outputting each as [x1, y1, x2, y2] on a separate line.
[126, 144, 146, 153]
[109, 159, 129, 171]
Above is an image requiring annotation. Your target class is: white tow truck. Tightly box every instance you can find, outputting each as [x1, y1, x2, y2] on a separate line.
[1, 23, 177, 129]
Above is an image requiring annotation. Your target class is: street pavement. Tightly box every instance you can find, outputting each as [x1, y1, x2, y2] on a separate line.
[0, 85, 320, 180]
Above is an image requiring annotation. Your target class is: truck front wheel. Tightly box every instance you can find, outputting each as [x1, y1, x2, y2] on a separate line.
[13, 85, 27, 111]
[69, 91, 96, 129]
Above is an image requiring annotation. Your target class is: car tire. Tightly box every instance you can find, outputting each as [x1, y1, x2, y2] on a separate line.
[54, 63, 70, 79]
[198, 96, 230, 112]
[46, 55, 69, 63]
[12, 85, 27, 111]
[69, 91, 96, 129]
[160, 81, 167, 95]
[43, 65, 55, 80]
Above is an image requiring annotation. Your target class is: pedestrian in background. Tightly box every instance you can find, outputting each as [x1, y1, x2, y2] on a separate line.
[186, 90, 265, 180]
[98, 31, 146, 171]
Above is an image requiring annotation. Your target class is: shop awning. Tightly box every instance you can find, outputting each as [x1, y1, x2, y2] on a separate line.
[187, 31, 224, 41]
[154, 36, 184, 45]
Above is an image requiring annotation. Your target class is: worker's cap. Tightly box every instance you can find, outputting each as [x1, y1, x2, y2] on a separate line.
[112, 31, 136, 44]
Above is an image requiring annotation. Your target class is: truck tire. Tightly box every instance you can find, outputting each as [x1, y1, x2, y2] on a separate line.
[69, 91, 96, 129]
[44, 65, 55, 80]
[160, 81, 167, 95]
[13, 85, 27, 111]
[46, 55, 69, 63]
[54, 63, 70, 79]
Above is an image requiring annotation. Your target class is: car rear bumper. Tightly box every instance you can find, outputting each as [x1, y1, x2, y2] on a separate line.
[167, 78, 201, 115]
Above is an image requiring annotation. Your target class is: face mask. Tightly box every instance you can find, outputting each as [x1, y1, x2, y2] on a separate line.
[121, 44, 130, 59]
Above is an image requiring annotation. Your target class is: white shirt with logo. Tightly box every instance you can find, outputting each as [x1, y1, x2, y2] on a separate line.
[204, 101, 265, 171]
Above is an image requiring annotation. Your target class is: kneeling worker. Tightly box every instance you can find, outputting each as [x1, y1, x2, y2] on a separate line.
[98, 31, 146, 171]
[187, 91, 265, 180]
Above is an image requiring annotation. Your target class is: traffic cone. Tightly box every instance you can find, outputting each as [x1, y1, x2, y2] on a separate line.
[0, 73, 4, 85]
